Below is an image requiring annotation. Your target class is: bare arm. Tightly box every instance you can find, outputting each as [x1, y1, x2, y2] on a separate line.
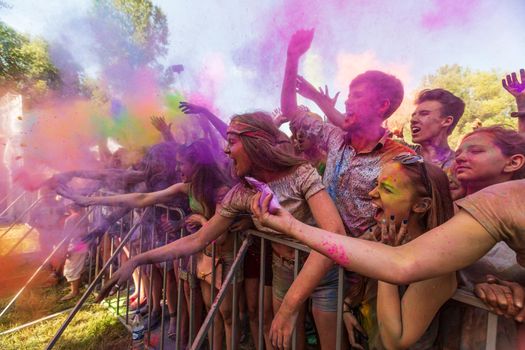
[60, 182, 188, 208]
[179, 102, 228, 140]
[97, 213, 234, 300]
[281, 29, 314, 121]
[377, 273, 457, 349]
[252, 195, 497, 285]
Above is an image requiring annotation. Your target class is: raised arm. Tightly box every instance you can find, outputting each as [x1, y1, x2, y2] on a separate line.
[269, 190, 347, 349]
[252, 194, 497, 285]
[59, 182, 189, 208]
[296, 76, 345, 127]
[502, 68, 525, 133]
[97, 212, 234, 301]
[151, 115, 175, 142]
[281, 29, 314, 121]
[179, 101, 228, 140]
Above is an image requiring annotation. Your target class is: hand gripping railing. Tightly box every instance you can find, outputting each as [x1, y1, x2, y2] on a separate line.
[45, 207, 151, 349]
[0, 206, 95, 319]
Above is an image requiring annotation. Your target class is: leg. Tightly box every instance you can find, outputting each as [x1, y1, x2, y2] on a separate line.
[312, 308, 339, 350]
[245, 277, 273, 350]
[201, 280, 224, 349]
[218, 281, 242, 350]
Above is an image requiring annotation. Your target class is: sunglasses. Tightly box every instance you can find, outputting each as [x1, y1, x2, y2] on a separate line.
[392, 154, 432, 196]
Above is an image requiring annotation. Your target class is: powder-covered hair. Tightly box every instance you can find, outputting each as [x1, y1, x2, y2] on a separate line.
[464, 125, 525, 180]
[179, 140, 231, 218]
[141, 142, 180, 192]
[350, 70, 404, 119]
[230, 112, 307, 173]
[393, 159, 454, 230]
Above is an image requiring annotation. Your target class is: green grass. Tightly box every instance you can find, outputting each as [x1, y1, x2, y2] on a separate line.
[0, 304, 129, 350]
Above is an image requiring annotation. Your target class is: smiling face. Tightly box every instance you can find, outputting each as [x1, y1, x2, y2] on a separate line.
[224, 133, 253, 177]
[455, 133, 510, 185]
[368, 162, 422, 226]
[343, 82, 385, 132]
[411, 100, 451, 143]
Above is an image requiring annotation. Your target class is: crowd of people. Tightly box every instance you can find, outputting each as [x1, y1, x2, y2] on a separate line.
[32, 29, 525, 349]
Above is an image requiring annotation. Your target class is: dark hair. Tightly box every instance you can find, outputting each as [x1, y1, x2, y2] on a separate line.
[230, 112, 307, 173]
[350, 70, 404, 119]
[394, 159, 454, 230]
[415, 89, 465, 134]
[464, 125, 525, 180]
[179, 140, 231, 218]
[142, 142, 180, 192]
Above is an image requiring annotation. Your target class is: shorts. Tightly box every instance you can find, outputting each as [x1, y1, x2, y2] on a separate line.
[244, 238, 273, 286]
[272, 253, 340, 312]
[64, 250, 88, 282]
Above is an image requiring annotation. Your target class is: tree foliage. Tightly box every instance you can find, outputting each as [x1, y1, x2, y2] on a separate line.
[419, 64, 518, 147]
[0, 21, 60, 102]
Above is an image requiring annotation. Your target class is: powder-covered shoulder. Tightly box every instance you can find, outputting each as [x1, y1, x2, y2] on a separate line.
[219, 182, 255, 218]
[293, 163, 325, 200]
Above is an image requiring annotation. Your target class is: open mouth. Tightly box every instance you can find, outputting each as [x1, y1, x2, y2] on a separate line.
[411, 125, 421, 135]
[371, 202, 384, 221]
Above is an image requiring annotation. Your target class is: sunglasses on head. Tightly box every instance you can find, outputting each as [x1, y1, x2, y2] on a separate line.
[393, 154, 432, 196]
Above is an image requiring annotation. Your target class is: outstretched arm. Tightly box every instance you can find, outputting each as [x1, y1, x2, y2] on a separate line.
[179, 102, 228, 140]
[252, 193, 497, 285]
[151, 115, 175, 142]
[502, 68, 525, 133]
[281, 29, 314, 121]
[59, 182, 188, 208]
[97, 213, 234, 301]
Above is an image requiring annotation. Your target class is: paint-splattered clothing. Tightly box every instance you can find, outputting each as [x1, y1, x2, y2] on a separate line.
[293, 118, 414, 237]
[412, 144, 456, 177]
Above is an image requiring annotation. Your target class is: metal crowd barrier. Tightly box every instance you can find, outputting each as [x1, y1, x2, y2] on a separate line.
[40, 201, 502, 350]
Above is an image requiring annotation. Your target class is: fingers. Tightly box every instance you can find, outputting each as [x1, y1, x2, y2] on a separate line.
[396, 219, 408, 246]
[512, 72, 519, 85]
[502, 78, 510, 92]
[95, 275, 119, 303]
[380, 218, 387, 242]
[520, 68, 525, 85]
[388, 215, 396, 243]
[497, 279, 525, 309]
[333, 91, 340, 103]
[250, 192, 262, 217]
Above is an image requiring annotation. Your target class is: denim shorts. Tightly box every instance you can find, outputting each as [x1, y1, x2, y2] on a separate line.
[272, 253, 340, 312]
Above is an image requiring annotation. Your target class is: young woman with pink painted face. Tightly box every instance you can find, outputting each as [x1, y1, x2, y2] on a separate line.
[455, 126, 525, 196]
[343, 155, 456, 349]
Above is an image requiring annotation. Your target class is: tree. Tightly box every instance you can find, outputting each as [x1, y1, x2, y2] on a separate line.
[0, 21, 61, 103]
[90, 0, 171, 90]
[419, 64, 517, 147]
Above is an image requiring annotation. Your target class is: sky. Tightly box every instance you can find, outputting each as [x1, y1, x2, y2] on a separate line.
[1, 0, 525, 120]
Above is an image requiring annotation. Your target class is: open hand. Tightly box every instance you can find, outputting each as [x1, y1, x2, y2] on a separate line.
[287, 29, 315, 58]
[56, 185, 92, 207]
[150, 115, 172, 133]
[179, 101, 210, 116]
[185, 213, 206, 231]
[502, 69, 525, 98]
[379, 216, 408, 246]
[269, 306, 299, 349]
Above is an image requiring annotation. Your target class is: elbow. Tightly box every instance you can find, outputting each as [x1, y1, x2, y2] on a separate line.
[388, 257, 419, 285]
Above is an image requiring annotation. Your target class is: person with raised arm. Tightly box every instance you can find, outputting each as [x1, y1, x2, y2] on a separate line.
[502, 68, 525, 133]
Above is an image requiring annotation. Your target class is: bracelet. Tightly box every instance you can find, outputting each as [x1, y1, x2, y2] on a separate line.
[511, 111, 525, 118]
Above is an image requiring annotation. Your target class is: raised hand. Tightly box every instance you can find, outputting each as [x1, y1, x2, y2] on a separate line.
[272, 107, 289, 127]
[287, 29, 315, 58]
[296, 75, 320, 101]
[502, 69, 525, 99]
[179, 101, 210, 116]
[319, 85, 340, 107]
[150, 115, 172, 134]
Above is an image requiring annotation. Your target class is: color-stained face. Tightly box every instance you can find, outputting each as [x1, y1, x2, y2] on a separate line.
[368, 162, 419, 225]
[411, 100, 448, 143]
[176, 155, 195, 183]
[344, 82, 384, 132]
[455, 133, 509, 183]
[224, 133, 252, 177]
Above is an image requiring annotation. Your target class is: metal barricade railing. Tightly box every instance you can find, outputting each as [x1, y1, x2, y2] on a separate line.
[40, 200, 502, 350]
